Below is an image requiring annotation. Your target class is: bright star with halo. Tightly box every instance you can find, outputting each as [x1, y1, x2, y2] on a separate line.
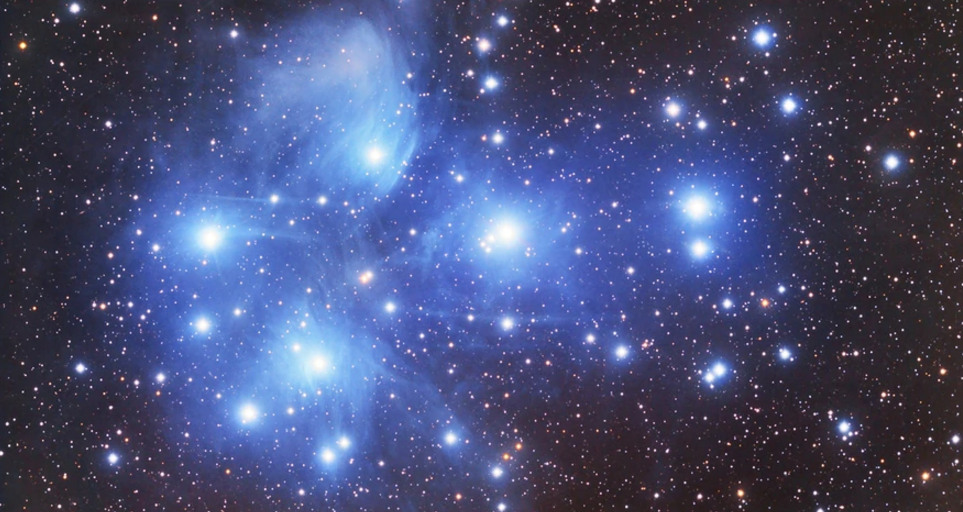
[884, 154, 900, 171]
[781, 97, 798, 114]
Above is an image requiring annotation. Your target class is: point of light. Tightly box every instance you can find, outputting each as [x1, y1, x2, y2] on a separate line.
[230, 29, 239, 39]
[615, 345, 630, 359]
[492, 466, 504, 478]
[233, 308, 242, 316]
[952, 434, 960, 444]
[199, 227, 222, 250]
[269, 194, 279, 204]
[838, 420, 851, 434]
[317, 195, 328, 205]
[311, 356, 328, 373]
[156, 372, 166, 383]
[685, 196, 710, 220]
[500, 317, 514, 331]
[778, 348, 792, 361]
[366, 146, 384, 165]
[240, 404, 259, 423]
[691, 240, 710, 257]
[498, 504, 507, 512]
[712, 363, 726, 377]
[337, 436, 351, 449]
[722, 298, 733, 309]
[492, 132, 505, 144]
[107, 452, 119, 465]
[665, 101, 682, 118]
[753, 28, 772, 47]
[697, 119, 707, 130]
[884, 154, 900, 171]
[196, 317, 211, 333]
[321, 448, 336, 463]
[497, 15, 509, 27]
[151, 243, 160, 252]
[484, 77, 499, 90]
[497, 222, 518, 243]
[778, 285, 787, 294]
[69, 3, 80, 14]
[385, 302, 397, 313]
[781, 97, 798, 114]
[445, 432, 458, 445]
[75, 363, 86, 374]
[478, 38, 492, 53]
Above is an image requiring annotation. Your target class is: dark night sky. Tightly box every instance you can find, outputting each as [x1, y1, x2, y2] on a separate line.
[3, 0, 962, 510]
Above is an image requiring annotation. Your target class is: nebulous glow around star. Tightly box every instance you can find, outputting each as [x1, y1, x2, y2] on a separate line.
[445, 432, 458, 445]
[75, 362, 86, 374]
[665, 101, 682, 118]
[107, 452, 119, 465]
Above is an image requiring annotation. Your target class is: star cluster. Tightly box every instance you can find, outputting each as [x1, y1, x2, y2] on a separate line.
[4, 1, 960, 511]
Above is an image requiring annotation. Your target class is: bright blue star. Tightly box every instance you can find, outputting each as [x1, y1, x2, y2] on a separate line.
[684, 196, 710, 220]
[781, 97, 798, 114]
[497, 15, 509, 27]
[69, 3, 81, 14]
[107, 452, 119, 465]
[721, 298, 733, 309]
[198, 227, 223, 251]
[752, 28, 772, 47]
[240, 403, 259, 424]
[321, 448, 336, 463]
[484, 77, 499, 90]
[665, 101, 682, 118]
[778, 348, 792, 361]
[491, 466, 504, 478]
[195, 317, 212, 333]
[696, 119, 708, 130]
[838, 420, 851, 434]
[615, 345, 630, 359]
[884, 154, 900, 171]
[75, 363, 86, 374]
[444, 432, 458, 445]
[691, 240, 710, 258]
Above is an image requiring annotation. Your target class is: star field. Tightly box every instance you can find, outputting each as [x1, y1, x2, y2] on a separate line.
[4, 1, 963, 511]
